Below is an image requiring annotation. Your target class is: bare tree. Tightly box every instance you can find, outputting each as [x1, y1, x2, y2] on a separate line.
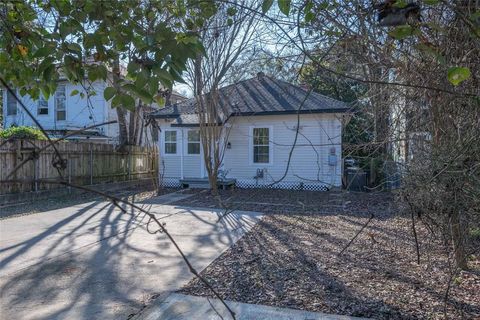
[188, 1, 259, 193]
[257, 0, 479, 269]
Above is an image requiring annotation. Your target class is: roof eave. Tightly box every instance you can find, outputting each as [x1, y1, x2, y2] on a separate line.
[153, 107, 350, 119]
[150, 113, 183, 119]
[232, 108, 351, 117]
[170, 124, 200, 127]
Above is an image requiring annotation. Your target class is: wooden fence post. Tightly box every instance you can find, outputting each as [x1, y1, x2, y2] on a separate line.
[33, 154, 39, 192]
[15, 140, 21, 193]
[127, 146, 132, 181]
[89, 143, 93, 185]
[0, 140, 160, 195]
[67, 151, 72, 193]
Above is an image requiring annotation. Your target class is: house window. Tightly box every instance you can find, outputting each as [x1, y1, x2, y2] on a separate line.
[187, 130, 200, 154]
[164, 130, 177, 154]
[55, 85, 66, 121]
[6, 90, 17, 116]
[38, 96, 48, 115]
[253, 127, 270, 163]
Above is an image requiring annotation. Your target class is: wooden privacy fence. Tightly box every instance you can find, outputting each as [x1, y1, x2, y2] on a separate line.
[0, 139, 158, 195]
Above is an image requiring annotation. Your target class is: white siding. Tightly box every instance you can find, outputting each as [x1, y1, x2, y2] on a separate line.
[3, 81, 177, 145]
[157, 113, 344, 188]
[157, 124, 205, 182]
[223, 114, 343, 187]
[2, 81, 111, 137]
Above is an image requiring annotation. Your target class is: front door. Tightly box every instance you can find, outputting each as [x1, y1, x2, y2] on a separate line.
[183, 129, 203, 178]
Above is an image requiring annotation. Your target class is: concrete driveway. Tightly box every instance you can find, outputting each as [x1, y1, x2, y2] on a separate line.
[0, 193, 262, 320]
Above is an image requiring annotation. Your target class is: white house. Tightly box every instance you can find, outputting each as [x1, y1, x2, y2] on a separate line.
[151, 74, 351, 191]
[2, 80, 186, 144]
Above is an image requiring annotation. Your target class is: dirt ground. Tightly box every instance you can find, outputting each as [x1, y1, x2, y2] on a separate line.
[173, 189, 480, 320]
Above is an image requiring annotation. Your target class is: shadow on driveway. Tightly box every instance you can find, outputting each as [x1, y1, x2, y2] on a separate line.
[0, 196, 262, 320]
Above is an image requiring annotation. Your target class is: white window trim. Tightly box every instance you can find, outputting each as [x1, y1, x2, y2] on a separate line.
[249, 125, 274, 166]
[186, 129, 201, 156]
[55, 85, 67, 122]
[162, 129, 179, 156]
[37, 96, 49, 116]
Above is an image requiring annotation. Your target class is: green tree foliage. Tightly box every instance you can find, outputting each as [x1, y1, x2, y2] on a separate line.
[0, 126, 47, 140]
[0, 0, 218, 108]
[301, 63, 374, 158]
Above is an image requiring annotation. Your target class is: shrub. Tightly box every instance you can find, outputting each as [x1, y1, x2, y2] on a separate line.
[0, 126, 47, 140]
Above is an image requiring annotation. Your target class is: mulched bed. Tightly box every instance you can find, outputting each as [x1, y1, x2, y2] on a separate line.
[173, 189, 480, 320]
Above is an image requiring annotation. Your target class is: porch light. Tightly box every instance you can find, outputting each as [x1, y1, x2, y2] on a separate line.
[227, 142, 232, 149]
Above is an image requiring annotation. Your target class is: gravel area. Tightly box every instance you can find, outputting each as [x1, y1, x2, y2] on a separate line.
[173, 189, 480, 320]
[0, 187, 179, 220]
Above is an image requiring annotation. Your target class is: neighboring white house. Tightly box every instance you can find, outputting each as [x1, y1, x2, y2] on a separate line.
[151, 74, 351, 191]
[388, 88, 432, 166]
[2, 80, 186, 144]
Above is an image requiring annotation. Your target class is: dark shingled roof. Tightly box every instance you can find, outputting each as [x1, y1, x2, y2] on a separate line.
[151, 75, 350, 126]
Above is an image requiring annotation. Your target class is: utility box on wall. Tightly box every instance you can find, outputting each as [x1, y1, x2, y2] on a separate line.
[328, 154, 337, 166]
[328, 147, 337, 166]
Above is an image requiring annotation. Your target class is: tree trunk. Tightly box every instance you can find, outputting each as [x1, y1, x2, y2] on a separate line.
[128, 107, 137, 145]
[207, 168, 219, 195]
[194, 55, 219, 195]
[451, 209, 467, 269]
[112, 58, 128, 147]
[116, 108, 128, 147]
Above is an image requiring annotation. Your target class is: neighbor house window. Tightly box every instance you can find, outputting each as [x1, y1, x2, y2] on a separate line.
[55, 85, 66, 121]
[164, 130, 177, 154]
[253, 127, 270, 163]
[151, 125, 159, 142]
[38, 96, 48, 115]
[187, 130, 200, 154]
[6, 90, 17, 115]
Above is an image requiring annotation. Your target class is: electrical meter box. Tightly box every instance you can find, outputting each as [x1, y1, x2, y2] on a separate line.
[328, 154, 337, 166]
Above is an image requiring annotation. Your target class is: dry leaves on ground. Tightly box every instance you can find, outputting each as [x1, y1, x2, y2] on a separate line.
[175, 189, 480, 320]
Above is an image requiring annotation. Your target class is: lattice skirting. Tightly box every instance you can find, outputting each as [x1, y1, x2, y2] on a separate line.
[235, 179, 330, 192]
[160, 178, 181, 188]
[160, 178, 330, 191]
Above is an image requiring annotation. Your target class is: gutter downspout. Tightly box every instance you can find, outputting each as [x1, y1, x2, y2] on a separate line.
[158, 126, 162, 190]
[180, 128, 184, 179]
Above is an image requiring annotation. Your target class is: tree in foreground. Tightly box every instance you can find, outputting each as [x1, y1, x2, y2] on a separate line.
[260, 0, 479, 270]
[0, 0, 217, 145]
[187, 0, 259, 193]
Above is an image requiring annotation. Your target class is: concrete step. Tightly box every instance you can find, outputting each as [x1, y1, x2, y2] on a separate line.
[186, 182, 210, 189]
